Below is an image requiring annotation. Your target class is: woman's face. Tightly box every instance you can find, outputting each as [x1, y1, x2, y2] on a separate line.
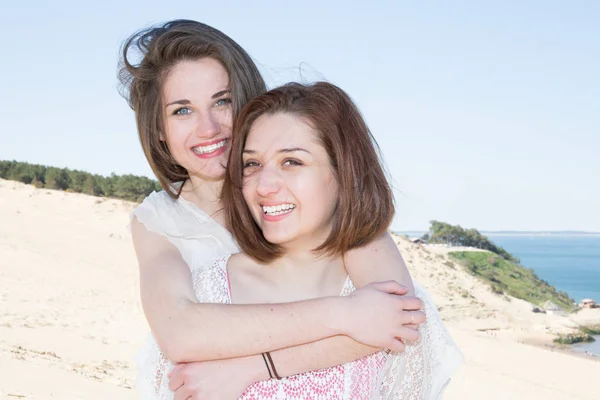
[162, 58, 233, 181]
[242, 112, 339, 250]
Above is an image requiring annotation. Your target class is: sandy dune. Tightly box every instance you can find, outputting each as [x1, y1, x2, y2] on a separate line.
[1, 179, 598, 399]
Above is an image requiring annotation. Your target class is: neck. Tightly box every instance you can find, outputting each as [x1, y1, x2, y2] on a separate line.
[263, 249, 347, 298]
[279, 229, 331, 261]
[275, 249, 331, 269]
[180, 175, 224, 216]
[271, 246, 344, 278]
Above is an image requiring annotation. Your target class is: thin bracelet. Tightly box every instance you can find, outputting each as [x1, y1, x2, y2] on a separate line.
[264, 351, 282, 380]
[261, 353, 274, 379]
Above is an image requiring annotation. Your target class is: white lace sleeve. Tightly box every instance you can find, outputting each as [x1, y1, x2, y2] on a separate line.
[135, 335, 174, 400]
[378, 282, 463, 399]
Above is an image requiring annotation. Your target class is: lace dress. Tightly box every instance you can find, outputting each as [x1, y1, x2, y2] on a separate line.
[132, 190, 463, 399]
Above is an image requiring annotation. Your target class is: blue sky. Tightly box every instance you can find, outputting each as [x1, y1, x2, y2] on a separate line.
[1, 1, 598, 231]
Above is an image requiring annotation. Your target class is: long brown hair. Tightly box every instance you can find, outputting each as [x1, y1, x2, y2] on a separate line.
[223, 82, 394, 263]
[118, 19, 267, 198]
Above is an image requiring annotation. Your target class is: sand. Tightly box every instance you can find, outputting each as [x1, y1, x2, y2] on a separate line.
[1, 178, 598, 399]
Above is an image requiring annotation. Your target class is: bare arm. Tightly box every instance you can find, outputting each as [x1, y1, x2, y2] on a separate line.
[344, 232, 414, 294]
[168, 233, 424, 396]
[133, 218, 411, 363]
[264, 232, 420, 377]
[267, 336, 377, 377]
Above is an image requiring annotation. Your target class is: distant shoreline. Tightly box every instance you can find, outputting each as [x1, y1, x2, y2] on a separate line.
[394, 231, 600, 238]
[484, 232, 600, 237]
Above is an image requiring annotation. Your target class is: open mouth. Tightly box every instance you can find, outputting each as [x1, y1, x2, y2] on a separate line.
[262, 203, 296, 216]
[191, 139, 228, 155]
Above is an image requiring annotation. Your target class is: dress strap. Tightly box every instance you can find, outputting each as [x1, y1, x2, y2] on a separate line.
[340, 275, 355, 296]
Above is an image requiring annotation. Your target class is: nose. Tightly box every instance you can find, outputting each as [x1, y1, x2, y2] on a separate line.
[196, 110, 220, 138]
[255, 165, 282, 198]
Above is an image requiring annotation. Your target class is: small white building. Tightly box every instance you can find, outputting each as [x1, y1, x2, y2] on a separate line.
[541, 300, 565, 315]
[580, 298, 597, 309]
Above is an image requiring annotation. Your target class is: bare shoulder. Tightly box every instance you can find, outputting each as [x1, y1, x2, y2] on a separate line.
[226, 252, 267, 292]
[131, 216, 166, 248]
[344, 232, 415, 293]
[130, 215, 180, 264]
[130, 215, 149, 240]
[228, 252, 260, 270]
[227, 253, 264, 304]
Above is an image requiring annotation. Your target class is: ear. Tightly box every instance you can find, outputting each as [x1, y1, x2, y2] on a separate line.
[159, 132, 165, 141]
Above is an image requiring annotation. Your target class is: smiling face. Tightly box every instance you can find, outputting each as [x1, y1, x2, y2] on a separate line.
[162, 58, 233, 181]
[241, 112, 339, 250]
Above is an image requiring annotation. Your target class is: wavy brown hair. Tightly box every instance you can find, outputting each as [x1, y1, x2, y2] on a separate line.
[118, 19, 267, 198]
[223, 82, 394, 263]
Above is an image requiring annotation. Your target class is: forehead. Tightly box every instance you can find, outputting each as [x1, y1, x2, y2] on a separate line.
[245, 113, 319, 150]
[163, 58, 229, 100]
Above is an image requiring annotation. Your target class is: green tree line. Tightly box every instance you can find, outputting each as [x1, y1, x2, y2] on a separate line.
[422, 220, 520, 263]
[0, 160, 161, 202]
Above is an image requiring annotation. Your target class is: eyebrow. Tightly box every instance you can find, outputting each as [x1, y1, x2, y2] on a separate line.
[165, 90, 231, 108]
[243, 147, 312, 155]
[212, 89, 231, 99]
[165, 99, 190, 108]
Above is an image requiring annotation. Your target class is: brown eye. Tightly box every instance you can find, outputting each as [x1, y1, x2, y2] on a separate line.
[243, 160, 260, 169]
[283, 159, 302, 166]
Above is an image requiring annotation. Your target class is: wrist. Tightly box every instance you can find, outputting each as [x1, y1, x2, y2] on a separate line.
[248, 354, 270, 383]
[327, 296, 350, 336]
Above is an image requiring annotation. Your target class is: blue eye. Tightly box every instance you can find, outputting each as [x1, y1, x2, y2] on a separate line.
[215, 98, 232, 107]
[174, 107, 192, 116]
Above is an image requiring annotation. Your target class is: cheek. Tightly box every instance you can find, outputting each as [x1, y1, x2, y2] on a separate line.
[242, 178, 256, 205]
[164, 120, 191, 148]
[316, 172, 338, 216]
[215, 109, 233, 130]
[292, 171, 337, 210]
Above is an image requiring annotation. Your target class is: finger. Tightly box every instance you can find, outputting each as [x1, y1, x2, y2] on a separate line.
[168, 363, 184, 379]
[387, 339, 406, 354]
[398, 296, 424, 311]
[168, 369, 185, 392]
[173, 386, 191, 400]
[371, 280, 409, 295]
[405, 310, 426, 327]
[400, 310, 426, 326]
[395, 326, 421, 342]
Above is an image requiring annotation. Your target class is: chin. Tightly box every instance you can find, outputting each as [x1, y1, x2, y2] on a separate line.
[262, 232, 293, 246]
[190, 163, 227, 181]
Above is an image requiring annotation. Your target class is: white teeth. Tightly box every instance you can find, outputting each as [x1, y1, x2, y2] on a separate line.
[262, 204, 295, 215]
[192, 140, 227, 155]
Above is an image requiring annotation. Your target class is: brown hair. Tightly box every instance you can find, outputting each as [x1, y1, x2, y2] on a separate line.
[223, 82, 394, 263]
[118, 19, 267, 198]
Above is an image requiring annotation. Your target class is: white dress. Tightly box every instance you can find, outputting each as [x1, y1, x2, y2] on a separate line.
[132, 190, 463, 399]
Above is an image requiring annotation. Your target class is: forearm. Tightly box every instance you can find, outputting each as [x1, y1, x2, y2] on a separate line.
[135, 222, 413, 365]
[226, 336, 379, 387]
[165, 296, 348, 363]
[267, 335, 379, 378]
[133, 219, 355, 363]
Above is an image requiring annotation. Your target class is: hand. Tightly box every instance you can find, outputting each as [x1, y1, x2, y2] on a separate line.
[340, 280, 425, 353]
[168, 355, 264, 400]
